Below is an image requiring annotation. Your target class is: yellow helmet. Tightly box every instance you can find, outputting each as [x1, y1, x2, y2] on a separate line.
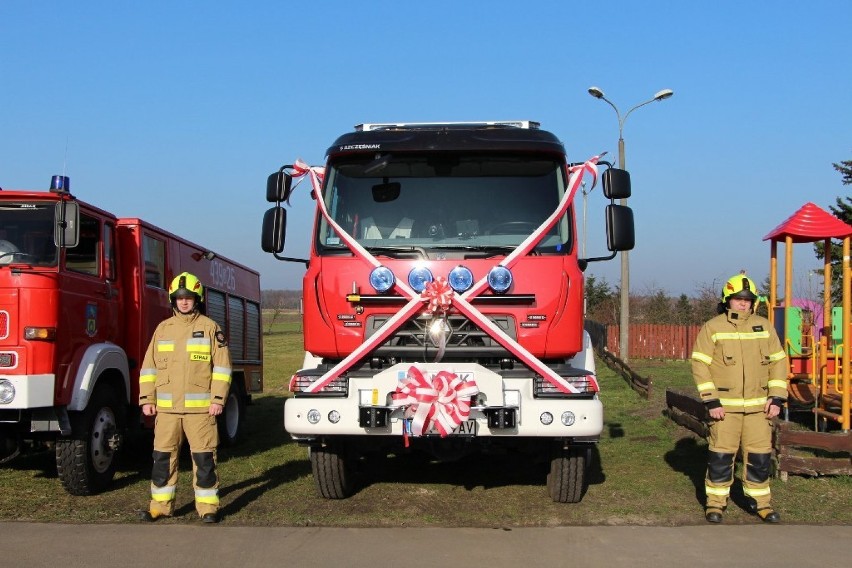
[722, 272, 758, 303]
[169, 272, 204, 303]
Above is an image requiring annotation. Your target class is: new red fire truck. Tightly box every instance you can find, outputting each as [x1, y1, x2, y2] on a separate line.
[0, 176, 262, 495]
[262, 121, 633, 502]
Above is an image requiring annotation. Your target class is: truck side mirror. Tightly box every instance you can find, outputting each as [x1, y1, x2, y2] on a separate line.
[267, 170, 293, 203]
[602, 168, 631, 200]
[605, 204, 635, 251]
[261, 206, 287, 253]
[54, 201, 80, 248]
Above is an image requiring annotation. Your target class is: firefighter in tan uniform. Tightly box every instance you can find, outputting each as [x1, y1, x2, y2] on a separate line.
[691, 273, 788, 524]
[138, 272, 232, 524]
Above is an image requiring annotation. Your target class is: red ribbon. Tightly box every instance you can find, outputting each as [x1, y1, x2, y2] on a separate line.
[390, 366, 479, 439]
[422, 277, 454, 314]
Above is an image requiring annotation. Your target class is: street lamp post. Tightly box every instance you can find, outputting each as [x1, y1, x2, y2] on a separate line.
[587, 86, 674, 363]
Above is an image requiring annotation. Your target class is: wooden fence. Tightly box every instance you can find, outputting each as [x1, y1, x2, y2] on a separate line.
[586, 321, 701, 360]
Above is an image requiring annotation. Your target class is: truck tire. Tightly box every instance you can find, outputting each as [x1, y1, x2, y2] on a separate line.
[547, 444, 588, 503]
[56, 384, 123, 496]
[310, 441, 354, 499]
[218, 381, 246, 446]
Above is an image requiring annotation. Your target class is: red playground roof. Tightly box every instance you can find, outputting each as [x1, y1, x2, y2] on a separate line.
[763, 202, 852, 243]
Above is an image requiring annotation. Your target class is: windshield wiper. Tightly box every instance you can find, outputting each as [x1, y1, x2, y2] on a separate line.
[364, 245, 428, 259]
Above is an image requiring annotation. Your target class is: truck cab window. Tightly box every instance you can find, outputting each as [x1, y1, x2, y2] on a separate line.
[66, 214, 100, 276]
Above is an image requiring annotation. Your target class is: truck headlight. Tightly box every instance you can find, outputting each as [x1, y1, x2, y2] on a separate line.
[448, 265, 473, 293]
[408, 266, 434, 293]
[561, 411, 576, 426]
[369, 266, 395, 293]
[0, 379, 14, 404]
[487, 266, 512, 293]
[307, 409, 321, 424]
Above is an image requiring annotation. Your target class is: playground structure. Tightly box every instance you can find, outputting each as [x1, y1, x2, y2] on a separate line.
[764, 202, 852, 432]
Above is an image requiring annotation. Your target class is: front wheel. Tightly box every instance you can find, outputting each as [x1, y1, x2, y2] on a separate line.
[547, 444, 589, 503]
[310, 441, 355, 499]
[56, 384, 124, 495]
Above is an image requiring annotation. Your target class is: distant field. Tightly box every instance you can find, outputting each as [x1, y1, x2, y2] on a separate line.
[1, 317, 850, 526]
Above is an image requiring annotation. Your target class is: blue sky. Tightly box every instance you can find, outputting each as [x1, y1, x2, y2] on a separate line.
[2, 1, 850, 297]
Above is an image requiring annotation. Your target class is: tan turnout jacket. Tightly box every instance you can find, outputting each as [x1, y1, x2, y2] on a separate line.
[139, 310, 232, 413]
[691, 309, 788, 412]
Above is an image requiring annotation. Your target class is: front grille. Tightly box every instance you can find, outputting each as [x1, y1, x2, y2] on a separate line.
[365, 313, 517, 360]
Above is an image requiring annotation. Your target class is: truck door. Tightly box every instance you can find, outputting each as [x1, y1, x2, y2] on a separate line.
[57, 212, 122, 402]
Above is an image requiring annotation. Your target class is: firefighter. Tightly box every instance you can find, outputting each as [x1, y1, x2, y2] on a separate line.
[691, 272, 788, 523]
[138, 272, 232, 524]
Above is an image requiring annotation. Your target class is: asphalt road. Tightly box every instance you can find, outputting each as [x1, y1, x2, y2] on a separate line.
[4, 523, 851, 567]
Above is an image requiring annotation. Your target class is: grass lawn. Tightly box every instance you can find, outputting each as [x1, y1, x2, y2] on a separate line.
[1, 316, 850, 525]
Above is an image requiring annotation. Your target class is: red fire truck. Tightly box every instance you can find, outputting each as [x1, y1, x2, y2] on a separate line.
[262, 121, 633, 502]
[0, 176, 262, 495]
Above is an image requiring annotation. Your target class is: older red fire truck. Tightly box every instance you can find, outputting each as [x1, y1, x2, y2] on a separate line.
[262, 121, 633, 502]
[0, 176, 262, 495]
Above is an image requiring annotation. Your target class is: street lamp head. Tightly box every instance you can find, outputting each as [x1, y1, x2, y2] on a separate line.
[654, 89, 674, 101]
[588, 86, 605, 99]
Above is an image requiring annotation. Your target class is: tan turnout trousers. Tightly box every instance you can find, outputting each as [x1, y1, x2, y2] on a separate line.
[149, 412, 220, 518]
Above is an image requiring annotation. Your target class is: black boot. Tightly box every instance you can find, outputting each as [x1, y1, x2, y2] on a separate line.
[705, 507, 724, 523]
[757, 507, 780, 523]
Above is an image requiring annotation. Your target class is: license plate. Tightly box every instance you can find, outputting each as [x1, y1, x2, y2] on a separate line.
[451, 420, 477, 436]
[406, 419, 478, 436]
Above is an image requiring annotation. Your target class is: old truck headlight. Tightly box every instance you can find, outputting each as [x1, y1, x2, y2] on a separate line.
[561, 411, 576, 426]
[540, 412, 553, 425]
[0, 379, 14, 404]
[307, 409, 321, 424]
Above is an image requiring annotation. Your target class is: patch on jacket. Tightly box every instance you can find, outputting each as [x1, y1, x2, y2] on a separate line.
[216, 330, 228, 347]
[752, 326, 764, 332]
[193, 331, 205, 338]
[190, 353, 211, 362]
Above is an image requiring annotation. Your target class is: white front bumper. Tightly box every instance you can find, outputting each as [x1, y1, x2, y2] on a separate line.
[0, 374, 56, 409]
[284, 363, 602, 439]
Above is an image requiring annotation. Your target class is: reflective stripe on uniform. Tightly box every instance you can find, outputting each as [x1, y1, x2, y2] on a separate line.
[719, 396, 767, 408]
[195, 488, 219, 505]
[768, 379, 787, 390]
[743, 486, 771, 497]
[151, 484, 176, 502]
[185, 393, 211, 408]
[186, 338, 212, 353]
[212, 366, 232, 384]
[139, 368, 157, 384]
[768, 350, 786, 362]
[705, 485, 730, 496]
[157, 393, 173, 408]
[157, 340, 175, 352]
[692, 352, 713, 365]
[696, 381, 716, 392]
[712, 331, 770, 341]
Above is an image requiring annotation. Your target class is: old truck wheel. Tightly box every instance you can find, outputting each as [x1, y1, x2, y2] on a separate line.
[56, 384, 123, 496]
[547, 445, 588, 503]
[310, 442, 354, 499]
[218, 382, 246, 447]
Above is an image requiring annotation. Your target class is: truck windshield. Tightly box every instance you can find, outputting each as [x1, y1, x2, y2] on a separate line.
[318, 155, 572, 255]
[0, 202, 58, 267]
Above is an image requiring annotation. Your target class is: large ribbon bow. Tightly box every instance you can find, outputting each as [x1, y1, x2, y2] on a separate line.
[390, 366, 479, 438]
[422, 277, 454, 314]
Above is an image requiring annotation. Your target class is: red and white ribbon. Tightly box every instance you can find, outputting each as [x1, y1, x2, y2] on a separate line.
[287, 155, 602, 395]
[390, 366, 479, 438]
[422, 277, 454, 314]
